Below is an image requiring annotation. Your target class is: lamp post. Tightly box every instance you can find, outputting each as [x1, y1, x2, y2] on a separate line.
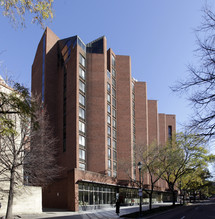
[138, 161, 143, 217]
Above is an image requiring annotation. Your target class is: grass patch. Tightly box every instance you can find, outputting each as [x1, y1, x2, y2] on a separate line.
[121, 204, 182, 218]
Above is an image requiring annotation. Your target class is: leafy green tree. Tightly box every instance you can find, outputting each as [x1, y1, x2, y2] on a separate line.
[0, 0, 54, 27]
[207, 180, 215, 197]
[180, 168, 211, 203]
[0, 79, 37, 135]
[161, 133, 214, 206]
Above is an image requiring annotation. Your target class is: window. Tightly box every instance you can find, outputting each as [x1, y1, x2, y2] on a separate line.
[79, 93, 85, 106]
[168, 126, 172, 139]
[79, 149, 85, 160]
[113, 171, 117, 177]
[113, 151, 117, 161]
[112, 54, 115, 68]
[79, 163, 85, 170]
[107, 170, 111, 176]
[107, 70, 111, 79]
[113, 162, 117, 171]
[107, 104, 111, 114]
[78, 38, 86, 52]
[108, 148, 111, 159]
[112, 78, 116, 87]
[113, 140, 116, 149]
[133, 117, 135, 125]
[107, 83, 111, 93]
[108, 126, 111, 136]
[107, 94, 111, 102]
[113, 129, 116, 138]
[108, 160, 111, 169]
[112, 97, 116, 108]
[79, 135, 85, 146]
[112, 88, 116, 97]
[113, 119, 116, 128]
[108, 137, 111, 146]
[79, 80, 85, 93]
[79, 121, 85, 133]
[132, 82, 135, 92]
[107, 115, 111, 124]
[79, 107, 85, 119]
[79, 67, 85, 80]
[112, 68, 116, 77]
[112, 108, 116, 118]
[79, 54, 86, 67]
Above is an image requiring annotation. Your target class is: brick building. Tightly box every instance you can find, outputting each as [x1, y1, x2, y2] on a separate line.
[32, 28, 176, 211]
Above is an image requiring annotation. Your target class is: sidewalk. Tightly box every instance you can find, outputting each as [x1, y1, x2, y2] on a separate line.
[15, 203, 172, 219]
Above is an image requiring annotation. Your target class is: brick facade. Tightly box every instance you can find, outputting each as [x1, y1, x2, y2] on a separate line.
[32, 28, 176, 211]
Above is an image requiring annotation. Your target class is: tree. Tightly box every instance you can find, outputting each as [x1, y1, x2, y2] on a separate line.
[180, 168, 211, 203]
[172, 5, 215, 138]
[118, 143, 168, 211]
[139, 143, 167, 211]
[0, 79, 37, 135]
[0, 80, 59, 219]
[160, 133, 214, 206]
[0, 0, 54, 27]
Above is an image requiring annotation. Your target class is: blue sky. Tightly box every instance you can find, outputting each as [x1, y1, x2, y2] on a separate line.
[0, 0, 213, 131]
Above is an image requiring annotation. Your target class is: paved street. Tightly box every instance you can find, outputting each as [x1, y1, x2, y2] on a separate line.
[5, 201, 215, 219]
[148, 200, 215, 219]
[17, 203, 172, 219]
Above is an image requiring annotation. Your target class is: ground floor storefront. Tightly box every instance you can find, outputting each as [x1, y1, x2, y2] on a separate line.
[43, 169, 173, 211]
[78, 181, 173, 211]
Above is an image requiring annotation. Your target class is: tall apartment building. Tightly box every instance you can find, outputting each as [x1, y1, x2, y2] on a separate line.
[32, 28, 176, 211]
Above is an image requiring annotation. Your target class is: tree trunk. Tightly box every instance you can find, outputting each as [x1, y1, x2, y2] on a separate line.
[183, 194, 185, 205]
[5, 168, 15, 219]
[149, 184, 154, 211]
[194, 192, 196, 203]
[149, 192, 153, 210]
[172, 191, 175, 206]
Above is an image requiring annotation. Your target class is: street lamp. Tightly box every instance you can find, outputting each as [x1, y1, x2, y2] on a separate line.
[138, 161, 143, 217]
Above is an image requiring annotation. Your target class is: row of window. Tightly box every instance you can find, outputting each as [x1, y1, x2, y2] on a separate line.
[62, 53, 67, 152]
[79, 53, 86, 171]
[132, 81, 136, 179]
[106, 56, 117, 177]
[42, 35, 46, 103]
